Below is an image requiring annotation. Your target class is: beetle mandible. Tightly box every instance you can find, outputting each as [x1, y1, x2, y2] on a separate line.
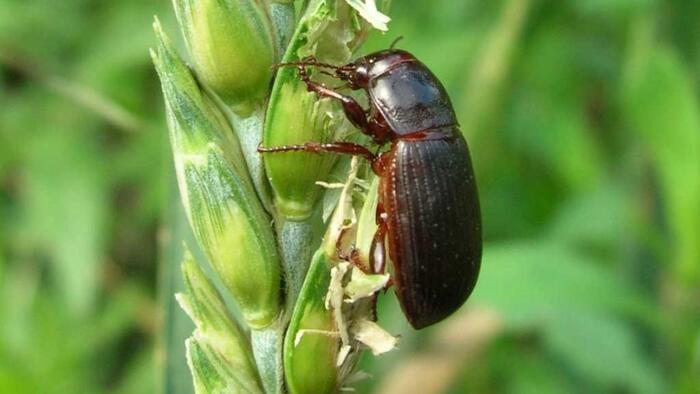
[259, 48, 482, 329]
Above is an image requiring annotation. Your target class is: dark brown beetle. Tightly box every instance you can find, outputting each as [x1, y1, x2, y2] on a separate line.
[259, 48, 482, 329]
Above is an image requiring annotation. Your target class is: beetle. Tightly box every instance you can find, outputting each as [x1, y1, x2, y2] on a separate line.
[258, 48, 482, 329]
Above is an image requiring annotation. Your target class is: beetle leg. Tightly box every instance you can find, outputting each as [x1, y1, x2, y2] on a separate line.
[384, 277, 394, 289]
[369, 227, 386, 275]
[371, 219, 395, 290]
[370, 211, 388, 275]
[334, 227, 372, 273]
[338, 246, 372, 274]
[295, 66, 370, 131]
[258, 141, 377, 162]
[370, 202, 395, 291]
[258, 141, 387, 176]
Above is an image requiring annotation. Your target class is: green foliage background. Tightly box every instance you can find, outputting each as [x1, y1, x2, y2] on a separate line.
[0, 0, 698, 393]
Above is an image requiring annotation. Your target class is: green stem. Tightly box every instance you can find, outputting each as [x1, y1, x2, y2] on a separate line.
[251, 325, 285, 394]
[461, 0, 531, 137]
[226, 103, 274, 213]
[250, 212, 323, 394]
[268, 1, 297, 61]
[276, 214, 324, 313]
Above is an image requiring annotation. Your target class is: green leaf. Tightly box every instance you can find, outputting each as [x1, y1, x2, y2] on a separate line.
[460, 0, 531, 139]
[507, 26, 604, 193]
[567, 0, 653, 18]
[543, 311, 665, 393]
[472, 241, 654, 327]
[622, 44, 700, 283]
[473, 241, 664, 392]
[547, 184, 630, 249]
[22, 129, 107, 317]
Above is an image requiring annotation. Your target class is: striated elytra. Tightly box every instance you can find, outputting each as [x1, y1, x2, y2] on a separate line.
[259, 49, 482, 329]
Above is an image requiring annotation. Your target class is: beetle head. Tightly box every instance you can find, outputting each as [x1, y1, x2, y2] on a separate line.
[335, 61, 369, 90]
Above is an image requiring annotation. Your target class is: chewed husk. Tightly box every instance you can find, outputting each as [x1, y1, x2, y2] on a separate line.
[323, 157, 360, 259]
[294, 329, 341, 347]
[349, 318, 398, 355]
[316, 181, 347, 189]
[321, 159, 398, 367]
[344, 269, 390, 302]
[324, 261, 398, 366]
[324, 265, 398, 366]
[326, 262, 351, 348]
[353, 177, 379, 271]
[343, 370, 372, 386]
[344, 0, 391, 31]
[283, 153, 378, 391]
[337, 345, 353, 367]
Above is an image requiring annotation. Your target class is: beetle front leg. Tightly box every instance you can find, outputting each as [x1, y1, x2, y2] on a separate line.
[259, 140, 387, 176]
[295, 66, 370, 131]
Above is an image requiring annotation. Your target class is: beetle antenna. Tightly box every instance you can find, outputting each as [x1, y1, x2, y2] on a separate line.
[389, 36, 404, 49]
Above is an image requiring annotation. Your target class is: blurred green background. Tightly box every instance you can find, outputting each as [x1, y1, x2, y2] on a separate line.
[1, 0, 698, 393]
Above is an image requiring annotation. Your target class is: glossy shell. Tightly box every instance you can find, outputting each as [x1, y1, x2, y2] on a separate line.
[368, 56, 457, 135]
[380, 132, 481, 329]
